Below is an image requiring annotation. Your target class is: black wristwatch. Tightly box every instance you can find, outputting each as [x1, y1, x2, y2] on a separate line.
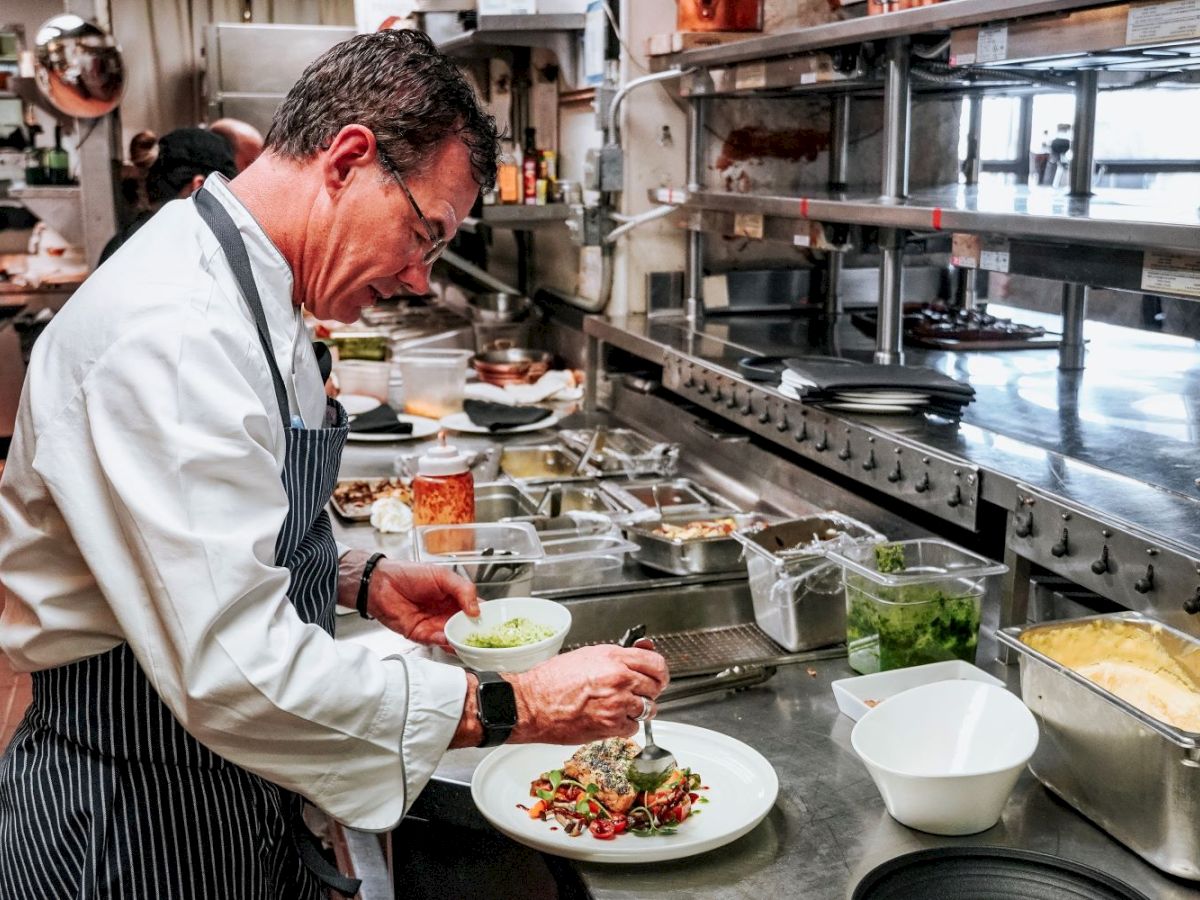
[475, 671, 517, 748]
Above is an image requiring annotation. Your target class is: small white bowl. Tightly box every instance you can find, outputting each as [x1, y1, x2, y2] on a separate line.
[444, 596, 571, 673]
[851, 680, 1038, 836]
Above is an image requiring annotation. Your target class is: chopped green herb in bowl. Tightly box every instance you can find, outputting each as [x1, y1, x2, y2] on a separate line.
[465, 617, 555, 648]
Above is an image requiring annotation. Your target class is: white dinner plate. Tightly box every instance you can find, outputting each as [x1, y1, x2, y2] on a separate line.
[438, 411, 561, 435]
[470, 720, 778, 863]
[346, 414, 441, 442]
[823, 401, 919, 415]
[337, 393, 383, 416]
[835, 391, 929, 404]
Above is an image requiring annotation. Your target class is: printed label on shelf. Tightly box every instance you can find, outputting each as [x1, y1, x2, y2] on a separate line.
[952, 52, 977, 66]
[735, 61, 767, 90]
[793, 231, 812, 247]
[1142, 250, 1200, 298]
[980, 242, 1011, 273]
[1126, 0, 1200, 44]
[976, 26, 1009, 64]
[800, 72, 819, 85]
[734, 212, 764, 240]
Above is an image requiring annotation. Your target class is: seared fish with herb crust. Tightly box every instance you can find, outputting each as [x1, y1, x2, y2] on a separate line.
[562, 737, 640, 814]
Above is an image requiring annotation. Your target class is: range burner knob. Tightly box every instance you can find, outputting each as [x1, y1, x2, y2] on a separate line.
[1185, 589, 1200, 616]
[947, 485, 962, 508]
[683, 371, 695, 388]
[758, 409, 771, 424]
[1014, 511, 1033, 538]
[697, 381, 708, 395]
[1134, 564, 1155, 594]
[740, 400, 752, 415]
[914, 472, 931, 494]
[793, 423, 808, 443]
[862, 450, 877, 472]
[726, 394, 739, 409]
[1051, 528, 1069, 558]
[1090, 545, 1110, 575]
[776, 416, 789, 433]
[887, 461, 903, 483]
[837, 440, 852, 461]
[814, 430, 830, 453]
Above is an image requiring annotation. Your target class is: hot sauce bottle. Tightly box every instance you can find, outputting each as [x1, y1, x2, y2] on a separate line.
[412, 434, 475, 552]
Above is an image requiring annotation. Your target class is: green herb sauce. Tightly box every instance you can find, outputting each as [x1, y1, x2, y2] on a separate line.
[464, 617, 554, 648]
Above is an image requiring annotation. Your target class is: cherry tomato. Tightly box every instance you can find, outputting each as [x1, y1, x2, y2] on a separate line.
[588, 800, 600, 815]
[589, 818, 619, 840]
[610, 815, 627, 835]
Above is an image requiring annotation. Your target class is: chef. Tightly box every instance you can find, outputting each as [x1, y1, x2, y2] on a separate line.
[0, 29, 667, 899]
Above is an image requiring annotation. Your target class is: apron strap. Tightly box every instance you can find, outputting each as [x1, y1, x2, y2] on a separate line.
[193, 187, 292, 428]
[292, 810, 364, 899]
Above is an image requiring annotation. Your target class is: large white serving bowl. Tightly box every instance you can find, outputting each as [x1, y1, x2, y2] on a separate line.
[851, 680, 1038, 836]
[445, 596, 571, 673]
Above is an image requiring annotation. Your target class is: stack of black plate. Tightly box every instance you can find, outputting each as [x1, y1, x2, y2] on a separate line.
[853, 848, 1150, 900]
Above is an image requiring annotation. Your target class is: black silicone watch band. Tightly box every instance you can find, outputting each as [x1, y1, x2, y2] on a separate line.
[356, 552, 385, 620]
[476, 671, 516, 748]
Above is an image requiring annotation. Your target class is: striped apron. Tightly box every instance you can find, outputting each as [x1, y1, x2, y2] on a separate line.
[0, 188, 359, 899]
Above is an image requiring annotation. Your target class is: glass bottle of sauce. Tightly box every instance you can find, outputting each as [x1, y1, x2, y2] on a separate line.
[412, 435, 475, 552]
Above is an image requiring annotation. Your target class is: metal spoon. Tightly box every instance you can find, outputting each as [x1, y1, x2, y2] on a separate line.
[617, 625, 676, 786]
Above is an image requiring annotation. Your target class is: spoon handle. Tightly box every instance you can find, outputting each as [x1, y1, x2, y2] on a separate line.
[643, 716, 657, 748]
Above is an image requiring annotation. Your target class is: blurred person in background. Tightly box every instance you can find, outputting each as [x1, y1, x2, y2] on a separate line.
[98, 126, 237, 264]
[210, 117, 265, 172]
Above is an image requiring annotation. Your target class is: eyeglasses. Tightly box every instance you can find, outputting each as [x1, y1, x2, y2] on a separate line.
[376, 145, 446, 266]
[396, 176, 447, 266]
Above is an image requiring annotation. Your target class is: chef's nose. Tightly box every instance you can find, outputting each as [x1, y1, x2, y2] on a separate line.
[397, 259, 432, 296]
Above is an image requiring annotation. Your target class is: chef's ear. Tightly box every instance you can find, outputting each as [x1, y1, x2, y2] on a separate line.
[321, 124, 376, 194]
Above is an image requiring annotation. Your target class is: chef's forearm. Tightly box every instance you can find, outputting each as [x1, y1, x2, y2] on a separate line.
[337, 549, 371, 609]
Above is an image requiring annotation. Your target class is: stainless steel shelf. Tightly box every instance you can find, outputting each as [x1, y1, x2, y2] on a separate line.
[653, 184, 1200, 252]
[478, 203, 570, 228]
[436, 13, 586, 86]
[673, 0, 1116, 68]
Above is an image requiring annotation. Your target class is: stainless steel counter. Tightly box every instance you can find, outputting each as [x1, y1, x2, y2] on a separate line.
[423, 644, 1193, 900]
[570, 655, 1193, 900]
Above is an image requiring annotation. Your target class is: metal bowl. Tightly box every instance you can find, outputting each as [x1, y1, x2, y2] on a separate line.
[468, 292, 531, 323]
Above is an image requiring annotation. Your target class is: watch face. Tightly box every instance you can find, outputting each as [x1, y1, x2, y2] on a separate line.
[478, 679, 517, 727]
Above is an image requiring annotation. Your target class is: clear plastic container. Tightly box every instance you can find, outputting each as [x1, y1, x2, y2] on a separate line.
[413, 522, 544, 600]
[335, 360, 391, 402]
[533, 533, 639, 590]
[394, 348, 473, 419]
[733, 514, 884, 652]
[828, 539, 1008, 675]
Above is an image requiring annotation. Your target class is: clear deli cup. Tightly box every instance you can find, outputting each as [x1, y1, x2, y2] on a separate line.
[394, 349, 473, 419]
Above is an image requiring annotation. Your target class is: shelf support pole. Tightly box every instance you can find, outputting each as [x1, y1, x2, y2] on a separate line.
[1060, 69, 1098, 371]
[685, 96, 707, 324]
[955, 92, 985, 310]
[824, 94, 851, 317]
[875, 36, 911, 367]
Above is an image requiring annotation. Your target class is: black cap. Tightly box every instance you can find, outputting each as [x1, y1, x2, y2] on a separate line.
[146, 128, 237, 203]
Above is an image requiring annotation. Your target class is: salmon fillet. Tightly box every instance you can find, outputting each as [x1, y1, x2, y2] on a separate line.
[562, 737, 640, 814]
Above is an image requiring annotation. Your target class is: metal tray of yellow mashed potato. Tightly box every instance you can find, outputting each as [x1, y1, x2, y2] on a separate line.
[999, 611, 1200, 881]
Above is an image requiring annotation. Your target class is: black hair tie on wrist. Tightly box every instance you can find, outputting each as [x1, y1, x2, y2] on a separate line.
[357, 552, 386, 620]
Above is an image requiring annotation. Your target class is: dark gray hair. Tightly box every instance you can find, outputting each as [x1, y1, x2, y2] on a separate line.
[265, 29, 498, 192]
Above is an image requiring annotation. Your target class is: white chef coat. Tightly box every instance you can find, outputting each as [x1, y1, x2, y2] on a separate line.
[0, 175, 467, 831]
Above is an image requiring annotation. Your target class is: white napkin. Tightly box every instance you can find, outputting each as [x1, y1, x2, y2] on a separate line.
[464, 369, 583, 405]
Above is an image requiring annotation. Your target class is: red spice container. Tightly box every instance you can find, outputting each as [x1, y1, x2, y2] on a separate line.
[412, 435, 475, 552]
[677, 0, 763, 32]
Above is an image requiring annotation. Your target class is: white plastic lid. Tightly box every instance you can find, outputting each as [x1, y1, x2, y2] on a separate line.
[417, 437, 470, 477]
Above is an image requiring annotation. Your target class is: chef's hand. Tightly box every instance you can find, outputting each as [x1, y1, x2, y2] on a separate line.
[507, 644, 670, 745]
[367, 561, 479, 647]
